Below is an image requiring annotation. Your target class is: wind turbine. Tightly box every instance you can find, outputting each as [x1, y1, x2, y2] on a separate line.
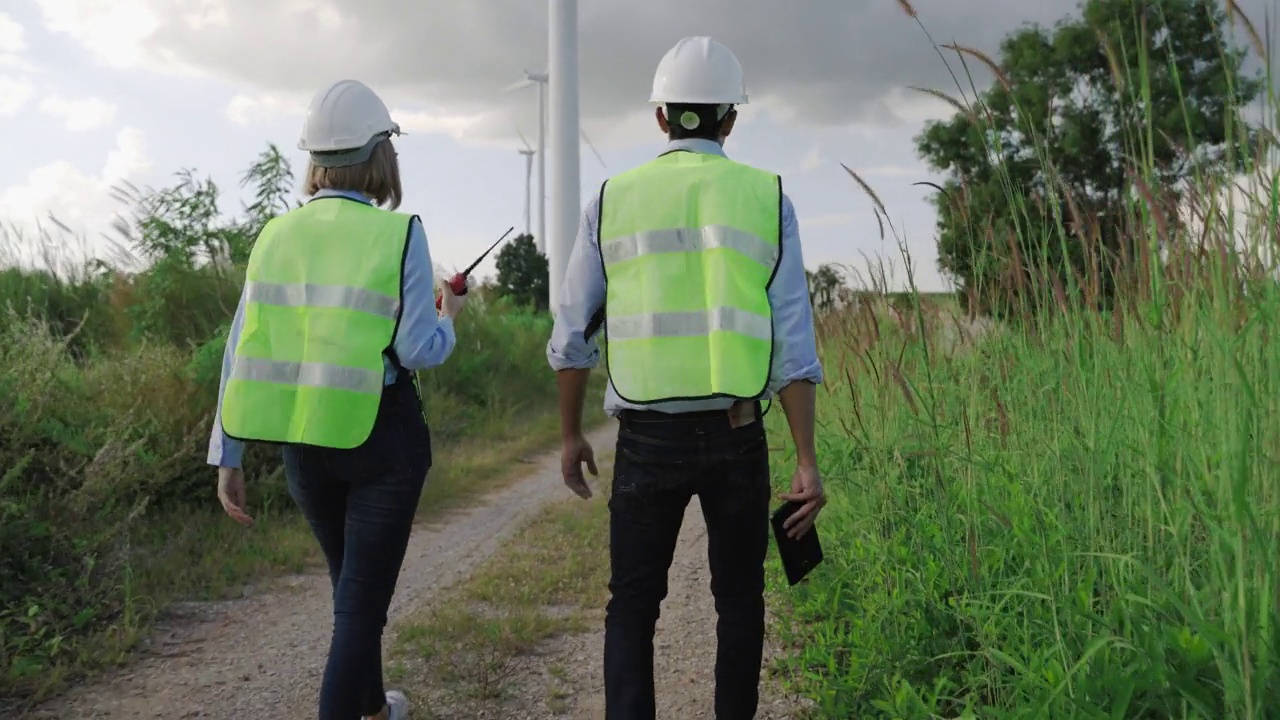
[504, 68, 607, 258]
[516, 130, 535, 238]
[502, 70, 548, 254]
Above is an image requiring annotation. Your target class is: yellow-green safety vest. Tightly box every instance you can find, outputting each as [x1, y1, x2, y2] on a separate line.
[598, 150, 782, 404]
[221, 197, 414, 449]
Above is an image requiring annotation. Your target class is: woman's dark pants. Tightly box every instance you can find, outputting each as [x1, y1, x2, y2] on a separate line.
[282, 373, 431, 720]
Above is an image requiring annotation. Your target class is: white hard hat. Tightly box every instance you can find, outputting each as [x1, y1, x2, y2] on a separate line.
[649, 36, 748, 105]
[298, 79, 401, 167]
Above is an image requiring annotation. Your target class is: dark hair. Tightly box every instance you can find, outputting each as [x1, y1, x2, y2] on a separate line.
[666, 103, 735, 141]
[303, 138, 403, 210]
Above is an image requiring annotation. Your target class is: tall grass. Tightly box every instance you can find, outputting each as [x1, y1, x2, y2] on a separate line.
[766, 3, 1280, 717]
[0, 150, 590, 710]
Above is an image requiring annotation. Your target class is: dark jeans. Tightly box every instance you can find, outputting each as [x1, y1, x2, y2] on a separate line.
[604, 405, 772, 720]
[282, 372, 431, 720]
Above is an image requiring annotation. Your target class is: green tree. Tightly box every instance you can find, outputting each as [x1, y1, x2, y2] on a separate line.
[107, 143, 297, 345]
[494, 233, 549, 312]
[806, 263, 844, 313]
[915, 0, 1261, 316]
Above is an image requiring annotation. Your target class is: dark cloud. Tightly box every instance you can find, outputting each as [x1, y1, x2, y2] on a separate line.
[122, 0, 1274, 142]
[128, 1, 1071, 131]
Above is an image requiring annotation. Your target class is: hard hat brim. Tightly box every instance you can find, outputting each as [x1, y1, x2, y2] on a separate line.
[298, 120, 401, 151]
[305, 130, 397, 167]
[648, 93, 749, 105]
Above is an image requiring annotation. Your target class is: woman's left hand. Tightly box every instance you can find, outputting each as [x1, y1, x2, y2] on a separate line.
[217, 467, 254, 526]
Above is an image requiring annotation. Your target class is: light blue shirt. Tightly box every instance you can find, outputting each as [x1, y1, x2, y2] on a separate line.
[547, 138, 824, 416]
[207, 188, 456, 469]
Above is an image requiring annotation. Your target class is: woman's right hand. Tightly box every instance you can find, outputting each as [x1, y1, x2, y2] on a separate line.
[439, 278, 468, 319]
[217, 466, 254, 527]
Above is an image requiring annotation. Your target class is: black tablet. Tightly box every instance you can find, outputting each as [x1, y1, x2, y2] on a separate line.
[770, 501, 824, 586]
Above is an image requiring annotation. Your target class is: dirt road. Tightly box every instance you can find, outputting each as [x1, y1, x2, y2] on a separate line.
[28, 419, 811, 719]
[503, 497, 810, 720]
[26, 424, 620, 720]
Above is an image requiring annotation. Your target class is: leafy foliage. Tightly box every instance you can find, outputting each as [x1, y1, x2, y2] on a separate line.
[915, 0, 1262, 316]
[805, 263, 845, 312]
[493, 233, 549, 312]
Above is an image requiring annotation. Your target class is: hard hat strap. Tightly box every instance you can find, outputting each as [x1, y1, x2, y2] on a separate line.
[666, 103, 734, 131]
[309, 132, 392, 168]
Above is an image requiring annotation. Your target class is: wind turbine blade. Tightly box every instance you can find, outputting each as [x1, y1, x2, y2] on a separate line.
[509, 115, 535, 152]
[580, 128, 607, 170]
[501, 78, 535, 93]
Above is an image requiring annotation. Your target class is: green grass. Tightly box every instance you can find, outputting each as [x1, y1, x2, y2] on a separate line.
[765, 293, 1280, 718]
[759, 4, 1280, 717]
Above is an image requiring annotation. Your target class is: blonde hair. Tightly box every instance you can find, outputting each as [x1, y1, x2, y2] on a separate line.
[303, 138, 403, 210]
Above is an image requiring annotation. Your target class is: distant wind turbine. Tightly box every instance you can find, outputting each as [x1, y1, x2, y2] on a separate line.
[502, 70, 548, 253]
[503, 67, 608, 254]
[516, 128, 535, 238]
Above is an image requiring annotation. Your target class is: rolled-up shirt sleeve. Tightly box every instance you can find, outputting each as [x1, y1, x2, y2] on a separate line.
[207, 287, 247, 468]
[546, 194, 604, 371]
[767, 194, 824, 391]
[393, 218, 456, 371]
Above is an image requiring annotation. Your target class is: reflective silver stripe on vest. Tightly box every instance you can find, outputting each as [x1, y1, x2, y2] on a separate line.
[229, 357, 384, 395]
[607, 306, 771, 342]
[245, 281, 398, 319]
[601, 225, 778, 269]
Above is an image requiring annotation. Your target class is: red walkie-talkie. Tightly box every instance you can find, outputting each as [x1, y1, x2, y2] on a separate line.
[435, 226, 515, 310]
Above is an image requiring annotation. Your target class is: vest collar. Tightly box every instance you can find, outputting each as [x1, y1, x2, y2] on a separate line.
[661, 138, 728, 159]
[309, 188, 373, 205]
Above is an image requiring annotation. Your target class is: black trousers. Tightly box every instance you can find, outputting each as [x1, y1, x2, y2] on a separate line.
[282, 372, 431, 720]
[604, 405, 772, 720]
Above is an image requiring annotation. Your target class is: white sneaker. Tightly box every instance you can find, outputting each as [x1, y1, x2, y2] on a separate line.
[386, 690, 410, 720]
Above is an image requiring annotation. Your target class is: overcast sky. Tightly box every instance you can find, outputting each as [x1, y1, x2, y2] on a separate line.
[0, 0, 1274, 290]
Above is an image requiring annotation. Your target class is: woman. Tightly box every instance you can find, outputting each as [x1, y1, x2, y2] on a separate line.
[207, 79, 464, 720]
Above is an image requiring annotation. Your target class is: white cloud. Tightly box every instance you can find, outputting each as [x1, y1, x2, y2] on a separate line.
[799, 146, 824, 172]
[0, 75, 34, 116]
[880, 86, 958, 126]
[392, 107, 510, 147]
[0, 127, 151, 253]
[0, 12, 26, 55]
[38, 94, 118, 131]
[225, 91, 299, 126]
[223, 88, 520, 151]
[33, 0, 181, 71]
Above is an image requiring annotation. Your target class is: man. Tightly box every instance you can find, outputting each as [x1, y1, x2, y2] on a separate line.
[546, 36, 826, 720]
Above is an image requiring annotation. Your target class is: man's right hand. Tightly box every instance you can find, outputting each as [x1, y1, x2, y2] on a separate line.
[439, 278, 468, 319]
[779, 464, 825, 539]
[560, 434, 597, 499]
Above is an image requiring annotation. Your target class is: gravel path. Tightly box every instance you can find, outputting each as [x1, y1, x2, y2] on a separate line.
[495, 497, 812, 720]
[24, 423, 620, 720]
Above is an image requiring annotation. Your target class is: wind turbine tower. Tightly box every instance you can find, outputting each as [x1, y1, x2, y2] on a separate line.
[518, 145, 535, 237]
[548, 0, 580, 315]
